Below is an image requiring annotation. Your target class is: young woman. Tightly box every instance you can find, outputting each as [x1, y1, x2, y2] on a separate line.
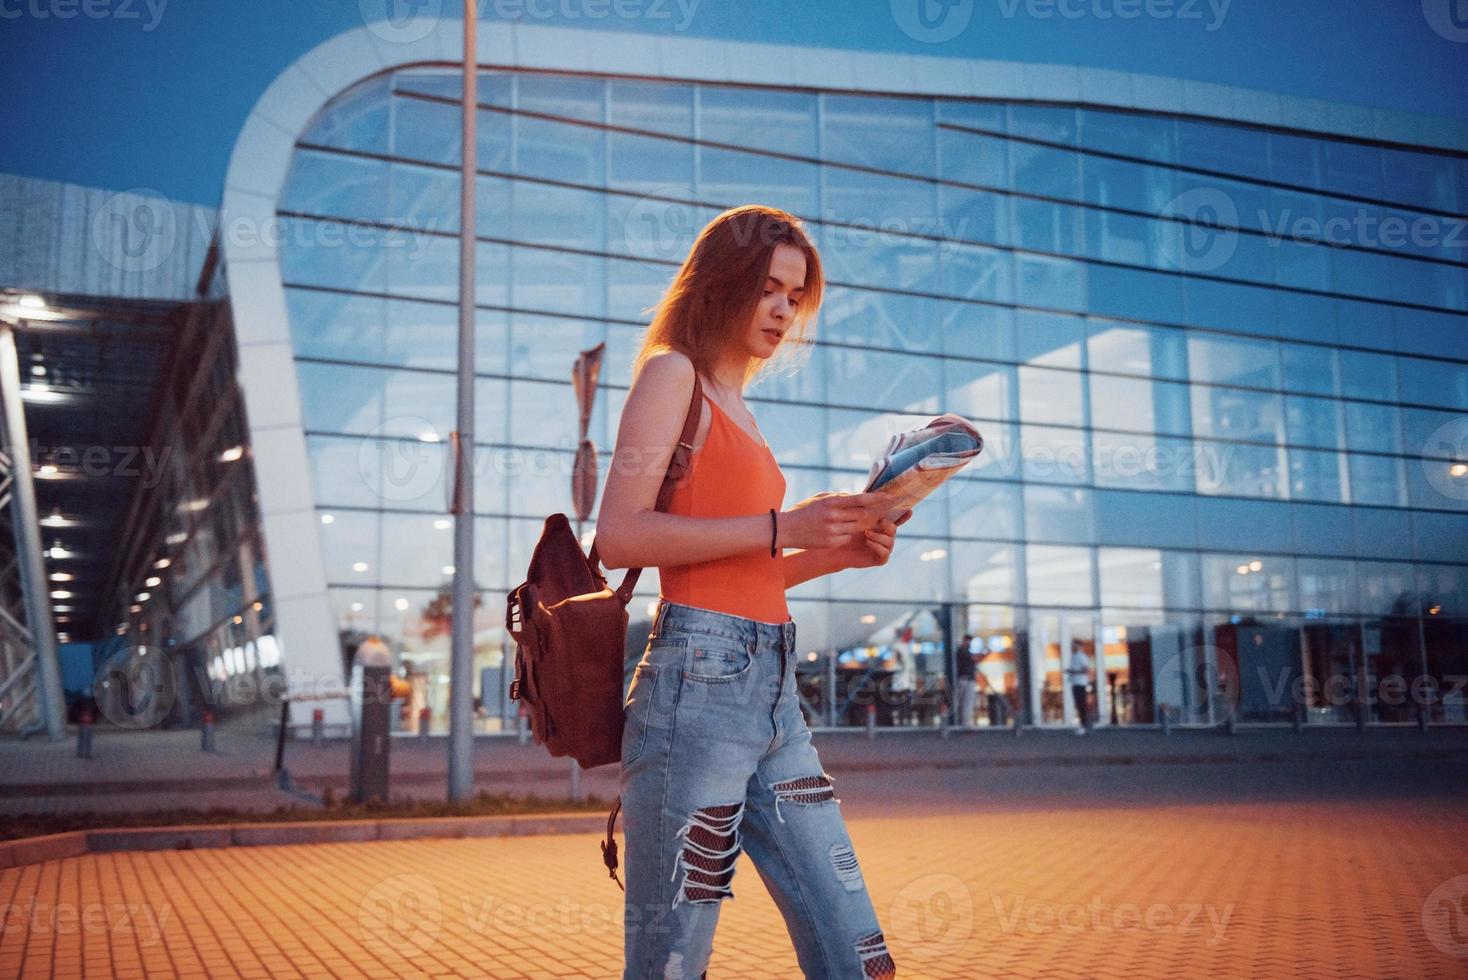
[596, 205, 907, 980]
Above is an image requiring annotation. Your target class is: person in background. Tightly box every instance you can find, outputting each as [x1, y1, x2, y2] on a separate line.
[954, 633, 977, 727]
[1065, 644, 1093, 735]
[889, 627, 915, 726]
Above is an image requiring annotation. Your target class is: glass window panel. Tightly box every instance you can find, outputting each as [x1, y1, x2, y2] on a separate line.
[1381, 147, 1461, 212]
[1281, 343, 1339, 397]
[515, 113, 603, 184]
[936, 127, 1008, 189]
[1080, 155, 1175, 213]
[1418, 564, 1468, 618]
[1398, 356, 1468, 413]
[699, 146, 817, 218]
[1018, 365, 1083, 426]
[1010, 197, 1081, 255]
[1016, 310, 1085, 368]
[1191, 385, 1284, 444]
[1086, 320, 1189, 381]
[1343, 401, 1401, 455]
[822, 288, 944, 353]
[1082, 207, 1173, 269]
[1024, 485, 1094, 544]
[838, 534, 951, 603]
[823, 94, 934, 175]
[700, 86, 816, 157]
[1177, 119, 1268, 179]
[1285, 395, 1344, 450]
[1402, 407, 1463, 462]
[954, 542, 1016, 604]
[390, 93, 460, 166]
[1086, 263, 1184, 324]
[1357, 561, 1417, 616]
[1090, 375, 1192, 437]
[1021, 425, 1089, 484]
[761, 401, 827, 468]
[943, 359, 1014, 422]
[1329, 246, 1392, 303]
[962, 422, 1018, 482]
[511, 245, 605, 318]
[1406, 457, 1468, 513]
[517, 73, 602, 121]
[1291, 448, 1344, 501]
[378, 513, 457, 587]
[1098, 547, 1164, 609]
[938, 184, 1008, 250]
[942, 301, 1015, 362]
[1194, 440, 1287, 499]
[610, 129, 693, 195]
[942, 243, 1014, 304]
[609, 80, 692, 137]
[823, 347, 940, 413]
[1025, 544, 1095, 607]
[508, 314, 607, 383]
[510, 180, 604, 250]
[1092, 432, 1198, 493]
[1009, 140, 1078, 199]
[1348, 454, 1406, 508]
[817, 212, 939, 294]
[1338, 349, 1399, 402]
[1014, 253, 1084, 311]
[296, 363, 455, 439]
[1275, 291, 1336, 345]
[302, 76, 390, 153]
[1297, 558, 1357, 616]
[1323, 140, 1384, 199]
[948, 479, 1021, 540]
[1186, 333, 1280, 389]
[306, 436, 383, 509]
[1201, 553, 1296, 612]
[508, 379, 596, 451]
[319, 511, 380, 584]
[1079, 109, 1174, 161]
[745, 346, 825, 405]
[280, 150, 391, 225]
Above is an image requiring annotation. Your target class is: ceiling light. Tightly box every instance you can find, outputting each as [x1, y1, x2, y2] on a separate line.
[394, 598, 409, 611]
[165, 532, 186, 545]
[136, 592, 151, 602]
[860, 614, 876, 624]
[40, 510, 75, 528]
[418, 432, 441, 443]
[219, 446, 245, 462]
[30, 364, 45, 377]
[433, 518, 451, 530]
[145, 576, 161, 587]
[1236, 564, 1250, 575]
[442, 565, 455, 575]
[18, 294, 46, 310]
[320, 513, 335, 525]
[130, 604, 142, 613]
[154, 557, 171, 569]
[1450, 463, 1468, 478]
[1248, 560, 1263, 572]
[180, 498, 209, 513]
[352, 562, 369, 572]
[49, 590, 72, 599]
[350, 602, 364, 612]
[49, 572, 74, 582]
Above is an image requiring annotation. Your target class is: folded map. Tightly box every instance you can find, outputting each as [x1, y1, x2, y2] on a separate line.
[862, 414, 985, 524]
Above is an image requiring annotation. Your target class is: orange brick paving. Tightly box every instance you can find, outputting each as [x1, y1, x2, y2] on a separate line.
[2, 800, 1465, 979]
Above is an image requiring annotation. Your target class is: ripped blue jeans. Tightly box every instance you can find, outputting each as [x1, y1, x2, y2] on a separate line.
[619, 600, 895, 979]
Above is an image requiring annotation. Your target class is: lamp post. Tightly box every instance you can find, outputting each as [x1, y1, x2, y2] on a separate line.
[447, 6, 478, 802]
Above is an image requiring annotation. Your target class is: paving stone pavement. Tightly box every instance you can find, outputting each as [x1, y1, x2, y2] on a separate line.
[2, 797, 1466, 979]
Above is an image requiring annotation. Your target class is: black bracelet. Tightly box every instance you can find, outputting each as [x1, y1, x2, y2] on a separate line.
[769, 508, 778, 557]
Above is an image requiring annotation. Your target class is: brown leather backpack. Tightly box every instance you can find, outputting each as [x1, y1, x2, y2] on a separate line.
[505, 374, 703, 770]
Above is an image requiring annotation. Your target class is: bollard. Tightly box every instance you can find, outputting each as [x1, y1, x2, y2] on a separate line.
[418, 706, 431, 738]
[1292, 701, 1304, 734]
[201, 710, 216, 753]
[311, 707, 325, 745]
[1011, 706, 1022, 737]
[939, 710, 950, 740]
[517, 704, 530, 745]
[1160, 703, 1171, 736]
[1418, 701, 1429, 733]
[1355, 699, 1366, 733]
[76, 706, 93, 759]
[1223, 712, 1235, 737]
[865, 702, 876, 741]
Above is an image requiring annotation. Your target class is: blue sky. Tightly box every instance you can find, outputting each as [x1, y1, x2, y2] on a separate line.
[2, 0, 1465, 206]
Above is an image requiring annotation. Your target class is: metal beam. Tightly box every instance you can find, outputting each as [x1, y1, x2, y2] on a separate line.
[0, 321, 66, 739]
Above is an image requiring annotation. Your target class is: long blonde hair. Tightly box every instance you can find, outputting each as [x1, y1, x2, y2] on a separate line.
[633, 205, 824, 389]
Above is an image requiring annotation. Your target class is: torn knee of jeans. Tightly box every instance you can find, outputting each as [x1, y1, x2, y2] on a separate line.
[670, 801, 743, 908]
[855, 930, 896, 979]
[770, 772, 838, 823]
[829, 842, 864, 893]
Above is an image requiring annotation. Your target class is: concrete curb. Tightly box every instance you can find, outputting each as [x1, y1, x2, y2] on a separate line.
[0, 812, 607, 870]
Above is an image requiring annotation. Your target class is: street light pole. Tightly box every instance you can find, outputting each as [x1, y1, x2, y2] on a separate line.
[447, 6, 478, 802]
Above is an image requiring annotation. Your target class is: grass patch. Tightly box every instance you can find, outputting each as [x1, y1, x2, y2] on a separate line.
[1, 790, 610, 843]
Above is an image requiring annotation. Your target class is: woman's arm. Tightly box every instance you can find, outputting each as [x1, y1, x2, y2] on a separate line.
[781, 511, 908, 589]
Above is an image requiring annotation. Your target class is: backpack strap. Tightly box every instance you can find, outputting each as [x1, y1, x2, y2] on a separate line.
[588, 372, 704, 604]
[600, 795, 624, 891]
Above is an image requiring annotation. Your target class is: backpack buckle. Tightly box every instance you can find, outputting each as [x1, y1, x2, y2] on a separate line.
[509, 679, 520, 701]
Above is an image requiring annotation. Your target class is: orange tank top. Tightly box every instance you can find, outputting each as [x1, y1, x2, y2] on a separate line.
[659, 391, 790, 625]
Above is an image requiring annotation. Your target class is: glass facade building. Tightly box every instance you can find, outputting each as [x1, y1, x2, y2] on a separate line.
[225, 26, 1468, 733]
